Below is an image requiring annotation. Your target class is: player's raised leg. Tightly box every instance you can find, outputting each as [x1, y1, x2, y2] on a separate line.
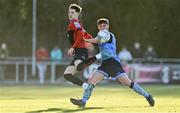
[76, 53, 102, 71]
[64, 52, 101, 88]
[63, 65, 84, 86]
[117, 73, 155, 107]
[64, 60, 91, 91]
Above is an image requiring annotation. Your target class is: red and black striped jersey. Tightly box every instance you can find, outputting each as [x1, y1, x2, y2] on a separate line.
[67, 19, 92, 48]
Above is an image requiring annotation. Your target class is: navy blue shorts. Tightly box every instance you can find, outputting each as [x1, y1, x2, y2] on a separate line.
[97, 58, 126, 79]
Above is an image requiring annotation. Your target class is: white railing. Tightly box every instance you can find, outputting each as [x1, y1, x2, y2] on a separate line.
[0, 57, 180, 83]
[0, 58, 71, 83]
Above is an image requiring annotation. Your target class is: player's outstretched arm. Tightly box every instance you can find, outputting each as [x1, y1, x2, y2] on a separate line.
[83, 38, 100, 44]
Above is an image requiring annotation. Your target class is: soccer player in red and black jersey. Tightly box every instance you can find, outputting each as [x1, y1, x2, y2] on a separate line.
[64, 4, 98, 89]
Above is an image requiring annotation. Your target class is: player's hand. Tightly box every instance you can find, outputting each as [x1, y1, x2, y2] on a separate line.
[68, 48, 75, 56]
[83, 37, 88, 42]
[82, 36, 85, 40]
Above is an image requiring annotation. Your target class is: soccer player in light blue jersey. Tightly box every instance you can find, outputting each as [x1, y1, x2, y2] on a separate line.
[70, 18, 155, 107]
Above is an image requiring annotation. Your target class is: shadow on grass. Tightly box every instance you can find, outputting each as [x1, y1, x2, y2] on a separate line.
[26, 106, 148, 113]
[25, 107, 104, 113]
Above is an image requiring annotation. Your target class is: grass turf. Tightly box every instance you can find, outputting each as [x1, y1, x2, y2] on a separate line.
[0, 84, 180, 113]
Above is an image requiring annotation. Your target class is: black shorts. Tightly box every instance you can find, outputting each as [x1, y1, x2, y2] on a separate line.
[97, 58, 125, 78]
[70, 48, 88, 65]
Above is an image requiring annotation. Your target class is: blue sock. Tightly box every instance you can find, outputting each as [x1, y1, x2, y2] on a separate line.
[129, 82, 149, 98]
[81, 83, 94, 103]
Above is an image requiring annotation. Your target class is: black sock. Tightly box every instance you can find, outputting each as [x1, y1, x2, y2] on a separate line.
[129, 82, 134, 89]
[64, 74, 83, 86]
[77, 56, 97, 71]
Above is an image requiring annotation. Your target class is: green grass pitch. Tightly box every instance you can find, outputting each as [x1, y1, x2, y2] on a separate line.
[0, 84, 180, 113]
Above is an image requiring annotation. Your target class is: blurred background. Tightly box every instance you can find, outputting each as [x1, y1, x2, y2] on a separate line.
[0, 0, 180, 84]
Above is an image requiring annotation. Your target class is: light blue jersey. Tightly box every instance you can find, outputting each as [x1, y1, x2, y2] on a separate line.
[96, 30, 119, 62]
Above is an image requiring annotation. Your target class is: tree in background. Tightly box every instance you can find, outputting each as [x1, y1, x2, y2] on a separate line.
[0, 0, 179, 58]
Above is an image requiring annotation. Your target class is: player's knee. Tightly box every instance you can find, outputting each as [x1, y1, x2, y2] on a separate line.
[121, 81, 127, 86]
[118, 74, 131, 86]
[64, 66, 76, 75]
[74, 60, 82, 68]
[119, 79, 130, 86]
